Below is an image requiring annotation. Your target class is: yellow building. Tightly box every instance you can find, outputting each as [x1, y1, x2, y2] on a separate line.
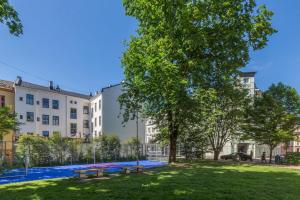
[0, 80, 15, 162]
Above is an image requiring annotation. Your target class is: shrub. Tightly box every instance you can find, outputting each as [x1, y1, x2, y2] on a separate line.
[285, 153, 300, 165]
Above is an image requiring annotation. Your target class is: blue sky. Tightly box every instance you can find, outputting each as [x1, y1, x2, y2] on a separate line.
[0, 0, 299, 94]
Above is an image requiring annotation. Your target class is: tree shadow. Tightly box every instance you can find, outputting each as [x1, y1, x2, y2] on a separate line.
[1, 162, 300, 200]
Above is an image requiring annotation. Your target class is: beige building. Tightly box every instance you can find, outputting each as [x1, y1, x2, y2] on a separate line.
[0, 80, 15, 162]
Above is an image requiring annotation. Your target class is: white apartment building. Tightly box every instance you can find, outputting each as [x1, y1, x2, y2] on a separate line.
[14, 77, 91, 138]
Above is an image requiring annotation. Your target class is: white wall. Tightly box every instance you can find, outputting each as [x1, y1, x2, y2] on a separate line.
[101, 84, 145, 143]
[90, 93, 103, 138]
[15, 86, 90, 138]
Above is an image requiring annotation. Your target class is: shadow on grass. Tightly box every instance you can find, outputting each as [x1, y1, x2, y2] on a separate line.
[1, 162, 300, 200]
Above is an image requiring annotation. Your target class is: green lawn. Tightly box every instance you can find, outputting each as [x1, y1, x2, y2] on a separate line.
[1, 161, 300, 200]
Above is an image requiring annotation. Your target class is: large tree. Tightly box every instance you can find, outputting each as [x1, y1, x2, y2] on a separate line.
[0, 0, 22, 36]
[0, 106, 19, 140]
[120, 0, 276, 163]
[243, 83, 300, 163]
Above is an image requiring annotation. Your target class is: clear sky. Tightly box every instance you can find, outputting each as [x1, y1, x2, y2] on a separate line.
[0, 0, 299, 94]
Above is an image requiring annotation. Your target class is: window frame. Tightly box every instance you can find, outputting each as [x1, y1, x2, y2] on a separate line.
[42, 115, 50, 125]
[26, 112, 34, 122]
[26, 94, 34, 105]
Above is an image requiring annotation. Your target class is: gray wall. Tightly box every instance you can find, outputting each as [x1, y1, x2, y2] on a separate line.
[102, 84, 145, 143]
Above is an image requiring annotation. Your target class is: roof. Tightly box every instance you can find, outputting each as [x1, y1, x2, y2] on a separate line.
[0, 80, 14, 91]
[239, 72, 256, 77]
[17, 81, 91, 100]
[101, 83, 122, 92]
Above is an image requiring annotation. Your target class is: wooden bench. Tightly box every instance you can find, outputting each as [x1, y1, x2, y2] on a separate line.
[122, 166, 144, 174]
[74, 168, 105, 179]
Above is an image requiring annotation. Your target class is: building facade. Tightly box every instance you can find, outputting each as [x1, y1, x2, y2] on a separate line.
[0, 80, 15, 161]
[100, 84, 145, 143]
[14, 77, 91, 138]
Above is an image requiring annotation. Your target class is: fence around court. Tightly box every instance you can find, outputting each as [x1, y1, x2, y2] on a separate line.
[0, 140, 181, 170]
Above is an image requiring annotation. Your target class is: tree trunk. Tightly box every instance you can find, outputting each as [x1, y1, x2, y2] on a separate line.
[269, 148, 273, 164]
[169, 132, 177, 163]
[213, 150, 220, 161]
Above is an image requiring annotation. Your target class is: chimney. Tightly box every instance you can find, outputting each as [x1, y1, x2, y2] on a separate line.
[56, 85, 60, 91]
[89, 92, 93, 97]
[49, 81, 54, 90]
[15, 76, 22, 86]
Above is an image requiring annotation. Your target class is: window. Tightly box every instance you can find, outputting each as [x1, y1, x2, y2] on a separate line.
[243, 78, 250, 84]
[70, 123, 77, 136]
[42, 115, 49, 125]
[83, 106, 89, 114]
[83, 120, 89, 128]
[99, 116, 102, 126]
[94, 118, 97, 127]
[53, 116, 59, 126]
[95, 103, 97, 112]
[52, 100, 59, 109]
[74, 101, 77, 104]
[91, 122, 93, 132]
[36, 101, 40, 105]
[0, 96, 5, 107]
[98, 131, 101, 136]
[70, 100, 73, 104]
[70, 108, 77, 119]
[26, 94, 34, 105]
[91, 107, 94, 117]
[19, 97, 23, 101]
[42, 131, 49, 137]
[26, 112, 34, 122]
[99, 100, 101, 110]
[42, 98, 49, 108]
[20, 115, 23, 120]
[37, 117, 40, 122]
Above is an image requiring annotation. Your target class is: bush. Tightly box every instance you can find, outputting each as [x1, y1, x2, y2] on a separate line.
[285, 153, 300, 165]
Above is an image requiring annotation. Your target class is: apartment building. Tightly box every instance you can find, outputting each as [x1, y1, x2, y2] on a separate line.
[14, 77, 91, 138]
[0, 80, 15, 161]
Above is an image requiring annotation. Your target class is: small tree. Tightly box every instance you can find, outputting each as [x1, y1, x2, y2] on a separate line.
[243, 83, 300, 163]
[193, 85, 250, 160]
[0, 106, 19, 140]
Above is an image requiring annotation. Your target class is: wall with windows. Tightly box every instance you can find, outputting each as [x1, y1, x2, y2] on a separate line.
[15, 86, 90, 138]
[90, 93, 103, 138]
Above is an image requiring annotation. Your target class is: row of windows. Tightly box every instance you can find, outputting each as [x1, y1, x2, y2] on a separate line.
[24, 112, 60, 125]
[94, 116, 102, 127]
[23, 112, 89, 129]
[22, 94, 59, 109]
[21, 94, 90, 115]
[91, 100, 101, 117]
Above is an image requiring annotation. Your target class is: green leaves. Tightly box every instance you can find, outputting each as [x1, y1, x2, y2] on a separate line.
[0, 0, 23, 36]
[120, 0, 276, 162]
[243, 83, 300, 156]
[0, 106, 19, 140]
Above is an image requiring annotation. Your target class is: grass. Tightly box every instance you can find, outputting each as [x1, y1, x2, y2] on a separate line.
[1, 161, 300, 200]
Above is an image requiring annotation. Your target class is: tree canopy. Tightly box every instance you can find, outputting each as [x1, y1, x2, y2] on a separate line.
[243, 83, 300, 163]
[120, 0, 276, 162]
[0, 0, 22, 36]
